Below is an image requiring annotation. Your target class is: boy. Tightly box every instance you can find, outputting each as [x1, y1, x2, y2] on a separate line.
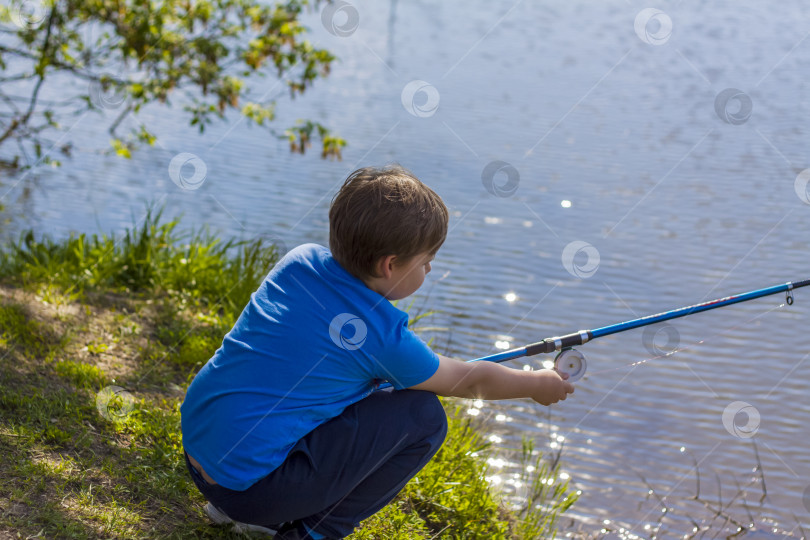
[180, 165, 574, 539]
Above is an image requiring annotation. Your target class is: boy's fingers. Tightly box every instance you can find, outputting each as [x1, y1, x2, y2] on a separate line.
[551, 369, 576, 393]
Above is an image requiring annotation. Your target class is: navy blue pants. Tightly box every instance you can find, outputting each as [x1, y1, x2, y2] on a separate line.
[184, 389, 447, 539]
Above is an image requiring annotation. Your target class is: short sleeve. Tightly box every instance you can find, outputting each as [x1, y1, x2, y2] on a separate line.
[370, 323, 440, 390]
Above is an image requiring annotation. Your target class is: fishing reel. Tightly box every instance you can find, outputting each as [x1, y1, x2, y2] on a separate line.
[554, 348, 587, 382]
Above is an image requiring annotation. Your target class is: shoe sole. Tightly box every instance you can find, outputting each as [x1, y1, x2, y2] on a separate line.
[204, 502, 277, 535]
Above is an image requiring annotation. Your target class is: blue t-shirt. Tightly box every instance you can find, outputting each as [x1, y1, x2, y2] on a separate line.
[180, 244, 440, 490]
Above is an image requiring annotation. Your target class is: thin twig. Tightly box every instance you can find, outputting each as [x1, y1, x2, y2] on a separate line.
[630, 467, 669, 533]
[751, 440, 767, 504]
[0, 45, 122, 84]
[107, 102, 133, 135]
[0, 5, 57, 146]
[732, 475, 756, 525]
[687, 450, 701, 500]
[792, 513, 806, 539]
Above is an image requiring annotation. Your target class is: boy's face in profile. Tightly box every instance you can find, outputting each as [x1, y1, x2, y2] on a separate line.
[375, 251, 435, 301]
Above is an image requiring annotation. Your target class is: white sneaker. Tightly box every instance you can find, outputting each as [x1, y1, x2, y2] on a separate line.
[204, 502, 278, 535]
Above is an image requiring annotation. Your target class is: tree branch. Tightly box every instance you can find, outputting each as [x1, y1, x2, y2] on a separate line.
[0, 4, 58, 146]
[108, 102, 133, 135]
[0, 45, 119, 85]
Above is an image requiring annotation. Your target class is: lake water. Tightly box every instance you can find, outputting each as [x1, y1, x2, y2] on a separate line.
[2, 1, 810, 538]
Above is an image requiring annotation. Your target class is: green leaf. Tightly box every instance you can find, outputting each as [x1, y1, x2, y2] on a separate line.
[111, 139, 132, 159]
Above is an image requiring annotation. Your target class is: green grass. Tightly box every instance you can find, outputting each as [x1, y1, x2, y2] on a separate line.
[0, 205, 281, 325]
[0, 209, 578, 538]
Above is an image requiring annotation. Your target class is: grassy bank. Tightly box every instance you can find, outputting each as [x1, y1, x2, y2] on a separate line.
[0, 210, 577, 538]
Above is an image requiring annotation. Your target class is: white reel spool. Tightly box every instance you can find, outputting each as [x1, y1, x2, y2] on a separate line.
[554, 348, 587, 382]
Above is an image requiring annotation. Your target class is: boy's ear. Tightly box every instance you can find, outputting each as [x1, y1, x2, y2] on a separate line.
[374, 254, 398, 280]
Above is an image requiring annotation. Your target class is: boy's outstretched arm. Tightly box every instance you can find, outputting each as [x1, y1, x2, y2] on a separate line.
[409, 355, 574, 406]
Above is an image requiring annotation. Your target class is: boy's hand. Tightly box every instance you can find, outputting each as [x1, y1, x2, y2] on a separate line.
[409, 355, 575, 405]
[530, 369, 575, 406]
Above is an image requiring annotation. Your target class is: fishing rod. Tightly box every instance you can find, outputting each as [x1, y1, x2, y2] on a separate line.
[471, 279, 810, 382]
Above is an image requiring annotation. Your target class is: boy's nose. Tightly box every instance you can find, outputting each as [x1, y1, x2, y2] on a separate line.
[425, 262, 431, 274]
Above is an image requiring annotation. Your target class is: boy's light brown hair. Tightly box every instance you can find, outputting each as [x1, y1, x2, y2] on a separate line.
[329, 165, 449, 280]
